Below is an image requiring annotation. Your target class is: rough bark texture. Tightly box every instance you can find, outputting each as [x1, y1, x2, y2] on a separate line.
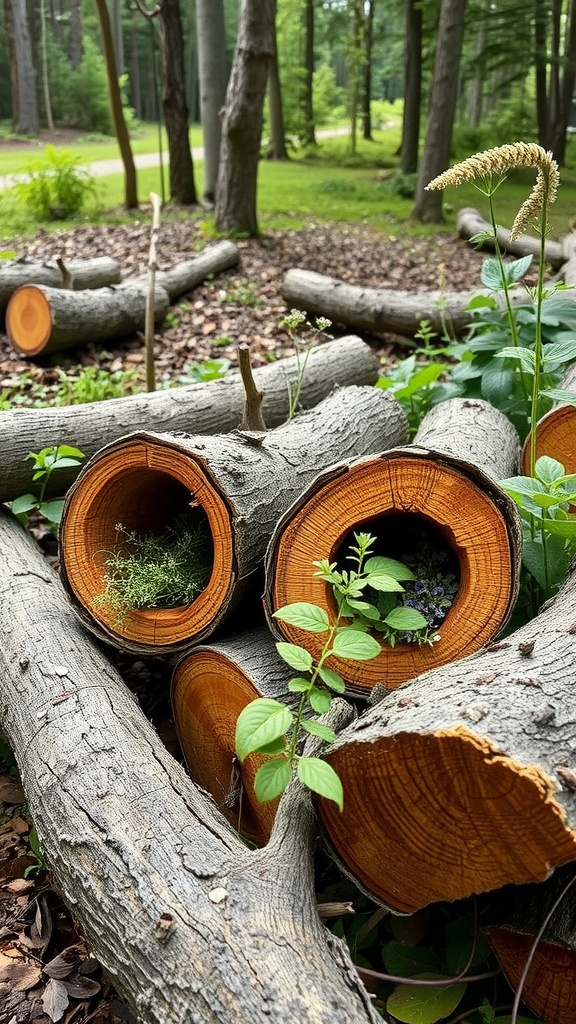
[195, 0, 228, 200]
[158, 0, 196, 205]
[0, 335, 379, 504]
[457, 207, 565, 268]
[265, 398, 522, 693]
[152, 240, 240, 302]
[317, 555, 576, 914]
[9, 0, 39, 135]
[95, 0, 138, 209]
[6, 281, 170, 356]
[0, 256, 122, 315]
[59, 386, 409, 654]
[0, 510, 382, 1024]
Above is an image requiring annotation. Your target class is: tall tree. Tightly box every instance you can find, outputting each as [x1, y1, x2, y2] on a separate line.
[399, 0, 422, 173]
[362, 0, 375, 140]
[196, 0, 228, 200]
[214, 0, 275, 236]
[68, 0, 82, 70]
[95, 0, 138, 209]
[412, 0, 467, 222]
[267, 0, 290, 160]
[302, 0, 315, 146]
[6, 0, 39, 135]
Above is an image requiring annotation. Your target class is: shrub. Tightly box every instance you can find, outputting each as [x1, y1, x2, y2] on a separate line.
[18, 146, 97, 221]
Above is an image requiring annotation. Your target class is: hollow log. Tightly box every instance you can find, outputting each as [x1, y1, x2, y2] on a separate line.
[265, 397, 522, 694]
[315, 552, 576, 915]
[59, 386, 409, 655]
[0, 335, 379, 504]
[6, 280, 170, 357]
[484, 865, 576, 1024]
[172, 627, 296, 845]
[0, 509, 381, 1024]
[522, 362, 576, 476]
[151, 240, 240, 302]
[0, 256, 122, 315]
[456, 207, 565, 268]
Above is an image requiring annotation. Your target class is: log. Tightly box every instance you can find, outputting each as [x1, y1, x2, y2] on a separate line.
[265, 397, 522, 694]
[59, 386, 409, 655]
[456, 207, 565, 267]
[484, 865, 576, 1024]
[0, 256, 122, 315]
[316, 554, 576, 915]
[152, 239, 240, 302]
[522, 362, 576, 476]
[0, 335, 379, 504]
[6, 280, 170, 357]
[172, 627, 296, 846]
[0, 508, 381, 1024]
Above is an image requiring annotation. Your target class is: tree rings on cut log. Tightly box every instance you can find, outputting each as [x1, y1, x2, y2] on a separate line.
[172, 629, 293, 845]
[265, 399, 522, 693]
[522, 364, 576, 477]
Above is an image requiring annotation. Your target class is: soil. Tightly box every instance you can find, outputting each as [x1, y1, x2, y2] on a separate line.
[0, 215, 488, 1024]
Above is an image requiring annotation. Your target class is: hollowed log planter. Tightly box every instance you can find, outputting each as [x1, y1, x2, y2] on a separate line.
[265, 398, 522, 694]
[59, 386, 409, 655]
[172, 628, 295, 846]
[522, 363, 576, 476]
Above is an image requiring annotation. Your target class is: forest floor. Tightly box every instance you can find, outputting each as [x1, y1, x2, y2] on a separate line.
[0, 215, 489, 1024]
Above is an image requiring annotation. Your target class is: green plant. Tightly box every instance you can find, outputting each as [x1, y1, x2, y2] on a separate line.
[24, 827, 49, 878]
[94, 512, 212, 624]
[55, 365, 141, 404]
[177, 357, 231, 384]
[377, 355, 450, 436]
[280, 308, 332, 419]
[17, 145, 97, 221]
[11, 445, 85, 530]
[220, 281, 266, 308]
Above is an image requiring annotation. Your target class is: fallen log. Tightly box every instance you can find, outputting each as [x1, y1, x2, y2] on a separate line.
[456, 207, 565, 268]
[6, 280, 170, 357]
[59, 386, 409, 655]
[0, 255, 122, 315]
[151, 239, 240, 302]
[0, 508, 381, 1024]
[316, 552, 576, 915]
[172, 627, 295, 845]
[0, 335, 379, 504]
[265, 397, 522, 694]
[522, 362, 576, 476]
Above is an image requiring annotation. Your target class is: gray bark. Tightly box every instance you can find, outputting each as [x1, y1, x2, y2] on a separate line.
[59, 385, 409, 654]
[0, 335, 379, 504]
[0, 510, 381, 1024]
[0, 256, 122, 316]
[196, 0, 228, 201]
[152, 240, 240, 301]
[9, 0, 39, 135]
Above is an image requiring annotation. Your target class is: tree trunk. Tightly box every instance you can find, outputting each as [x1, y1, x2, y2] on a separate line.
[195, 0, 228, 201]
[550, 0, 576, 164]
[172, 627, 296, 845]
[9, 0, 39, 135]
[152, 239, 240, 300]
[265, 398, 522, 694]
[0, 509, 381, 1024]
[39, 0, 54, 131]
[522, 361, 576, 475]
[399, 0, 422, 174]
[158, 0, 196, 205]
[6, 281, 170, 357]
[266, 0, 289, 161]
[0, 256, 122, 316]
[412, 0, 467, 223]
[301, 0, 316, 148]
[59, 386, 408, 655]
[362, 0, 374, 141]
[317, 551, 576, 914]
[95, 0, 138, 210]
[68, 0, 82, 70]
[534, 0, 550, 149]
[0, 335, 379, 504]
[214, 0, 275, 236]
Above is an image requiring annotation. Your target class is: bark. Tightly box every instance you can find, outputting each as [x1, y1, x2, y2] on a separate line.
[6, 281, 170, 357]
[301, 0, 315, 148]
[521, 361, 576, 475]
[0, 256, 122, 316]
[172, 627, 296, 845]
[457, 207, 565, 269]
[158, 0, 196, 206]
[264, 397, 522, 694]
[535, 0, 549, 148]
[195, 0, 228, 201]
[362, 0, 374, 141]
[95, 0, 138, 209]
[399, 0, 422, 174]
[0, 335, 379, 504]
[9, 0, 39, 135]
[266, 0, 289, 161]
[214, 0, 275, 236]
[59, 386, 409, 655]
[68, 0, 82, 69]
[0, 509, 381, 1024]
[152, 240, 240, 302]
[317, 553, 576, 914]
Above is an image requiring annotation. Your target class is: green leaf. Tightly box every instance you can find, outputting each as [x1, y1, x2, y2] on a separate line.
[254, 758, 292, 802]
[386, 978, 466, 1024]
[541, 339, 576, 369]
[235, 699, 294, 761]
[444, 915, 491, 973]
[318, 666, 346, 693]
[365, 556, 415, 580]
[500, 475, 546, 497]
[363, 572, 405, 592]
[55, 444, 85, 459]
[538, 517, 576, 539]
[331, 628, 381, 660]
[480, 257, 506, 291]
[384, 607, 428, 630]
[38, 499, 65, 524]
[275, 642, 313, 673]
[346, 598, 381, 620]
[541, 387, 576, 405]
[495, 346, 536, 371]
[308, 687, 331, 714]
[273, 602, 330, 633]
[297, 757, 343, 810]
[301, 720, 337, 743]
[382, 941, 440, 978]
[287, 676, 311, 693]
[505, 253, 533, 283]
[535, 455, 567, 485]
[11, 494, 38, 515]
[50, 456, 83, 470]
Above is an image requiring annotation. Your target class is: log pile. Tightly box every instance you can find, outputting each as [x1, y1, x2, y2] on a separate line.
[0, 255, 122, 315]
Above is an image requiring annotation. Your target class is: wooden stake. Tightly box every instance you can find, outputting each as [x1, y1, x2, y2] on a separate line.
[145, 192, 162, 393]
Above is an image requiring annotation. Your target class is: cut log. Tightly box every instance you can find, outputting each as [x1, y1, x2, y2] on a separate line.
[0, 508, 381, 1024]
[522, 362, 576, 476]
[172, 627, 295, 845]
[6, 280, 170, 357]
[59, 386, 409, 655]
[484, 865, 576, 1024]
[456, 207, 565, 267]
[151, 239, 240, 302]
[265, 397, 522, 694]
[316, 553, 576, 915]
[0, 256, 122, 315]
[0, 335, 379, 504]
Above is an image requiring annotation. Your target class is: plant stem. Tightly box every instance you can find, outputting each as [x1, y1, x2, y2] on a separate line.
[528, 203, 548, 478]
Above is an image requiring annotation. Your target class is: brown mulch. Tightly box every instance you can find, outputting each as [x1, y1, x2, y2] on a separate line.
[0, 216, 488, 1024]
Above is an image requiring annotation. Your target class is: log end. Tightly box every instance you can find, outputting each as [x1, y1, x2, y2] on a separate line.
[523, 406, 576, 477]
[6, 285, 53, 356]
[319, 726, 576, 912]
[486, 925, 576, 1024]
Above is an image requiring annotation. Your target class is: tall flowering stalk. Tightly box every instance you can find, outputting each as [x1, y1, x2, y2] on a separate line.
[427, 143, 560, 478]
